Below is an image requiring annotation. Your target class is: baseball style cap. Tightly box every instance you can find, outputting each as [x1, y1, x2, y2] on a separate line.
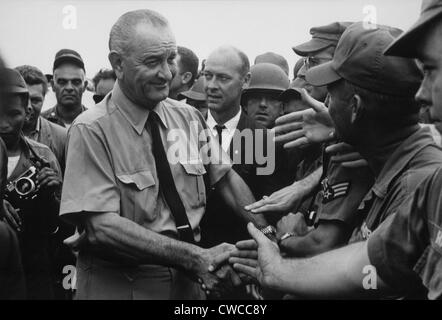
[385, 0, 442, 57]
[0, 68, 29, 94]
[293, 22, 353, 56]
[306, 22, 422, 97]
[278, 86, 302, 102]
[177, 76, 206, 101]
[53, 49, 85, 71]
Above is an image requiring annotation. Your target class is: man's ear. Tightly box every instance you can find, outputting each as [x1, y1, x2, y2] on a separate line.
[109, 51, 124, 80]
[181, 72, 193, 86]
[278, 101, 284, 116]
[82, 80, 88, 93]
[242, 72, 251, 90]
[350, 94, 363, 124]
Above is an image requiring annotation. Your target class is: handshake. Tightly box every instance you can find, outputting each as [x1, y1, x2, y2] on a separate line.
[194, 224, 283, 299]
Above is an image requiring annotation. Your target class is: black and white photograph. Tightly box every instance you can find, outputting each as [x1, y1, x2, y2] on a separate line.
[0, 0, 441, 308]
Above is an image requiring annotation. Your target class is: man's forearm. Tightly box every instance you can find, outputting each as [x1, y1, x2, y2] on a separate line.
[217, 169, 268, 227]
[280, 222, 349, 257]
[84, 212, 204, 273]
[297, 166, 323, 198]
[267, 241, 387, 298]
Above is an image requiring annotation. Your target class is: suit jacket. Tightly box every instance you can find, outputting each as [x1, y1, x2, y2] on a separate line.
[200, 112, 292, 247]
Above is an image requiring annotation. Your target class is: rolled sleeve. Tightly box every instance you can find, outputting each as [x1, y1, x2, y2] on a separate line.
[60, 123, 120, 223]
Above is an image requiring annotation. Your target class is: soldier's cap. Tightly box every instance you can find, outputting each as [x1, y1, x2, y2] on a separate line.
[0, 68, 29, 95]
[293, 22, 353, 56]
[177, 76, 206, 101]
[385, 0, 442, 57]
[306, 22, 422, 97]
[278, 86, 302, 102]
[243, 63, 290, 94]
[254, 52, 289, 75]
[53, 48, 85, 71]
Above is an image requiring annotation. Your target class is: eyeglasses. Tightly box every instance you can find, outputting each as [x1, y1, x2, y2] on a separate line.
[302, 56, 332, 70]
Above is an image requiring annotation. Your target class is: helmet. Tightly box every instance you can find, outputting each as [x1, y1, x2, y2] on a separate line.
[244, 63, 289, 94]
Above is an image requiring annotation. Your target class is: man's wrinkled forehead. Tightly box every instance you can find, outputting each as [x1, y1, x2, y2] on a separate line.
[53, 64, 85, 80]
[132, 23, 177, 53]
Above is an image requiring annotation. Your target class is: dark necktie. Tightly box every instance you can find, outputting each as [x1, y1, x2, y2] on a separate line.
[215, 124, 226, 146]
[147, 111, 195, 243]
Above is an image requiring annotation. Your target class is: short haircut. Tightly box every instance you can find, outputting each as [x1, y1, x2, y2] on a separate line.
[92, 68, 116, 89]
[236, 49, 250, 78]
[177, 46, 199, 86]
[15, 65, 48, 96]
[109, 9, 170, 55]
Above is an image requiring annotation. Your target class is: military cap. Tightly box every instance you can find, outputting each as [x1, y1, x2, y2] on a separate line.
[53, 48, 85, 71]
[278, 85, 302, 102]
[243, 63, 289, 94]
[293, 22, 353, 56]
[254, 52, 290, 75]
[385, 0, 442, 57]
[306, 22, 422, 97]
[178, 76, 206, 101]
[0, 68, 29, 94]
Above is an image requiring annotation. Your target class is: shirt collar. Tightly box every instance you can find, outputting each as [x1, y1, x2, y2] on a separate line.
[206, 108, 242, 132]
[111, 81, 168, 135]
[372, 126, 436, 198]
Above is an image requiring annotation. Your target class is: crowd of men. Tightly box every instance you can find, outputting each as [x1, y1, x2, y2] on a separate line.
[0, 0, 441, 300]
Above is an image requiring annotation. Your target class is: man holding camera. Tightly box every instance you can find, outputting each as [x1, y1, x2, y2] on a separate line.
[0, 68, 62, 299]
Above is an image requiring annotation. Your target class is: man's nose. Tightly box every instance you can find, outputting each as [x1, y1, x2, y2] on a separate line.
[158, 61, 173, 81]
[205, 77, 218, 91]
[64, 81, 74, 91]
[259, 97, 268, 108]
[415, 79, 431, 107]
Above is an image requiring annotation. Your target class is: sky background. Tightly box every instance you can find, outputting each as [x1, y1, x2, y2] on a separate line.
[0, 0, 421, 79]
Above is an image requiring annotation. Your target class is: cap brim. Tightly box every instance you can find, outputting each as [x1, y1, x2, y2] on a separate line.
[178, 90, 206, 101]
[385, 8, 442, 57]
[4, 86, 28, 94]
[293, 38, 332, 56]
[306, 61, 342, 87]
[53, 56, 85, 70]
[278, 87, 302, 101]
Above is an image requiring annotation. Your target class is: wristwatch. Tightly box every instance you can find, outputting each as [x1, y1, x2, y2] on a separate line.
[259, 225, 277, 238]
[278, 232, 296, 246]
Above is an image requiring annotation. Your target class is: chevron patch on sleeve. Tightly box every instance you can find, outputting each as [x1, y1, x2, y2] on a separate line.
[321, 178, 351, 203]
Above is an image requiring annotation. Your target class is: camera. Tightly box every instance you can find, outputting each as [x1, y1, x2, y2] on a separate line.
[5, 165, 41, 201]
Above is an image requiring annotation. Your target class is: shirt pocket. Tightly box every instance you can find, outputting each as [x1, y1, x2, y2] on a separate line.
[116, 170, 156, 222]
[179, 161, 207, 209]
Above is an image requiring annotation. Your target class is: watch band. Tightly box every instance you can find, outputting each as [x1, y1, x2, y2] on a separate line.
[278, 232, 296, 245]
[259, 225, 276, 238]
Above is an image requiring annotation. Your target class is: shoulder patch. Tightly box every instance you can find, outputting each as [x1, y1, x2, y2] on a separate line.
[321, 177, 351, 203]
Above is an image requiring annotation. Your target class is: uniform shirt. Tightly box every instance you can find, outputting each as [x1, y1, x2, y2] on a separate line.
[60, 82, 232, 242]
[41, 104, 87, 128]
[27, 116, 67, 171]
[368, 167, 442, 299]
[316, 156, 374, 229]
[349, 127, 442, 243]
[206, 108, 241, 152]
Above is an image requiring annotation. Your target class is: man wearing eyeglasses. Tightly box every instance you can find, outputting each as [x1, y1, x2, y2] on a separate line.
[291, 22, 352, 102]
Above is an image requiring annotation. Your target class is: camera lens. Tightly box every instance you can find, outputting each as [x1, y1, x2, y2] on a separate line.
[15, 177, 36, 196]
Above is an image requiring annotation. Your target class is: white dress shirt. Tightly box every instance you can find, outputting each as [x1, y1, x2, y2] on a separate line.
[206, 108, 242, 152]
